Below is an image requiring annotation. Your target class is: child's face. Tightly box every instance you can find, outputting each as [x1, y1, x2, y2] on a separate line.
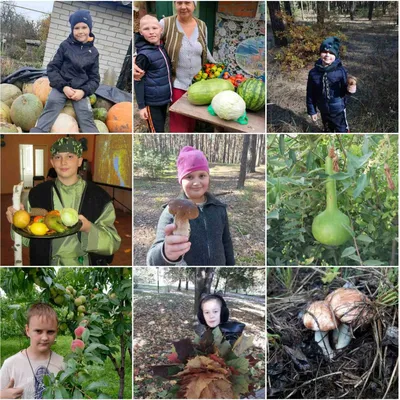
[181, 170, 209, 203]
[50, 152, 82, 181]
[73, 22, 90, 43]
[202, 299, 222, 328]
[26, 316, 58, 354]
[320, 51, 336, 66]
[140, 18, 162, 45]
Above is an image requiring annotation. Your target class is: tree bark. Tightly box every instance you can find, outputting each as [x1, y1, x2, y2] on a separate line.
[267, 2, 288, 47]
[194, 268, 215, 315]
[177, 278, 181, 291]
[237, 135, 251, 189]
[317, 1, 326, 24]
[247, 135, 258, 173]
[368, 1, 374, 20]
[350, 1, 356, 20]
[284, 1, 292, 16]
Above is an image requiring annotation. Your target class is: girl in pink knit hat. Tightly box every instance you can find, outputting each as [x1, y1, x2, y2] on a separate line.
[147, 146, 235, 266]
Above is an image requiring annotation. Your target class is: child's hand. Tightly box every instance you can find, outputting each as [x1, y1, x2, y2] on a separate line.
[2, 378, 23, 399]
[310, 114, 318, 122]
[63, 86, 76, 99]
[6, 204, 24, 224]
[133, 57, 145, 81]
[164, 223, 191, 261]
[70, 89, 85, 101]
[78, 215, 92, 233]
[139, 108, 148, 120]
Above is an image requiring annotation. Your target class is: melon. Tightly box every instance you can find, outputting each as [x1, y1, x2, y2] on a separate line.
[50, 113, 79, 133]
[93, 107, 107, 122]
[237, 78, 265, 112]
[188, 79, 235, 105]
[106, 102, 132, 133]
[0, 101, 11, 123]
[22, 82, 34, 94]
[89, 94, 97, 106]
[33, 77, 52, 106]
[94, 120, 109, 133]
[61, 105, 76, 119]
[0, 122, 19, 133]
[94, 97, 113, 111]
[10, 94, 43, 132]
[0, 84, 22, 107]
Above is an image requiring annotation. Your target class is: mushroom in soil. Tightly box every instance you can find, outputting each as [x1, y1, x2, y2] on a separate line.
[303, 300, 338, 359]
[326, 288, 373, 350]
[168, 199, 199, 237]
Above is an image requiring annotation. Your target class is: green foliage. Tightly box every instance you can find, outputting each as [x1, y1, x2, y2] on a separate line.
[274, 13, 347, 71]
[267, 134, 398, 266]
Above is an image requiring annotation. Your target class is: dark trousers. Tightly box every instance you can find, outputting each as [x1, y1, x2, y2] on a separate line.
[30, 88, 99, 133]
[146, 104, 168, 133]
[321, 109, 350, 133]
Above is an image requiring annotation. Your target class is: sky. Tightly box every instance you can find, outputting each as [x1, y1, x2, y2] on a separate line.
[12, 1, 54, 21]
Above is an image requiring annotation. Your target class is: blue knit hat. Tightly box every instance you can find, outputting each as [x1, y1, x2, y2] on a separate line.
[69, 9, 93, 32]
[320, 36, 340, 58]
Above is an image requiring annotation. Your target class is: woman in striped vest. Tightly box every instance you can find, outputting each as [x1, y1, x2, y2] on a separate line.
[134, 1, 216, 132]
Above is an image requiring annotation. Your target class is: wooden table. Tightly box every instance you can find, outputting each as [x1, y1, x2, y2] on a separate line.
[169, 93, 265, 133]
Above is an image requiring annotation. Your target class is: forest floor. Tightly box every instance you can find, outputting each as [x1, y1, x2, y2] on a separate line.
[133, 289, 266, 399]
[134, 164, 265, 266]
[267, 17, 398, 133]
[267, 267, 398, 399]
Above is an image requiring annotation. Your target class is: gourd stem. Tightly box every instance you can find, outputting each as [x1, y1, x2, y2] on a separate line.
[325, 155, 337, 212]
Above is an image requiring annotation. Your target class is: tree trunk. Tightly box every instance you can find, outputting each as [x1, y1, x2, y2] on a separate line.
[157, 267, 159, 293]
[350, 1, 356, 20]
[247, 135, 257, 173]
[317, 1, 325, 24]
[267, 2, 288, 47]
[284, 1, 292, 16]
[185, 277, 189, 290]
[194, 268, 215, 315]
[368, 1, 374, 20]
[177, 278, 181, 291]
[214, 275, 220, 292]
[300, 1, 304, 20]
[116, 39, 132, 92]
[237, 135, 251, 189]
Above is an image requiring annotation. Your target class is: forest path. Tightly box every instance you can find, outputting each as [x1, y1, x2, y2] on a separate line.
[267, 18, 398, 133]
[134, 164, 265, 266]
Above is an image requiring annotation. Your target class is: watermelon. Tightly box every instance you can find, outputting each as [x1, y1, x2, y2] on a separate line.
[188, 79, 235, 105]
[10, 94, 44, 132]
[237, 78, 265, 112]
[93, 107, 107, 122]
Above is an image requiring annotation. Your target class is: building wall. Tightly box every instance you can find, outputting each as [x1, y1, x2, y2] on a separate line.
[217, 1, 259, 18]
[43, 1, 132, 83]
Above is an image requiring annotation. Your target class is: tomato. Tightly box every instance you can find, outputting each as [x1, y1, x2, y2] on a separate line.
[33, 216, 45, 223]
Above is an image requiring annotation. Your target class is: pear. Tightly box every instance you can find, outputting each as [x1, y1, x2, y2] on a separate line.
[44, 214, 67, 233]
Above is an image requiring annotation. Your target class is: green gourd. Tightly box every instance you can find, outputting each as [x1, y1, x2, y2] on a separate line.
[312, 154, 352, 246]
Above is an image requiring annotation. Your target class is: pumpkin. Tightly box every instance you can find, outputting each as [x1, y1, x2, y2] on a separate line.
[0, 84, 22, 107]
[61, 106, 76, 119]
[106, 102, 132, 133]
[94, 120, 109, 133]
[0, 122, 19, 133]
[10, 94, 44, 132]
[33, 77, 52, 105]
[22, 82, 35, 94]
[50, 113, 79, 133]
[0, 101, 12, 123]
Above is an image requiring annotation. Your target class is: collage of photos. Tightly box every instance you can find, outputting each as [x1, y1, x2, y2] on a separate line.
[0, 1, 399, 400]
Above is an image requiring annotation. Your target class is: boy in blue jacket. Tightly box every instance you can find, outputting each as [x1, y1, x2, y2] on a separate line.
[134, 15, 172, 133]
[31, 9, 99, 133]
[306, 37, 356, 133]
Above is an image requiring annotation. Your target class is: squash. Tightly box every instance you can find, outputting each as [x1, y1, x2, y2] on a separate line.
[312, 150, 352, 246]
[10, 94, 43, 132]
[0, 101, 11, 123]
[106, 102, 132, 132]
[33, 77, 52, 105]
[188, 79, 235, 105]
[50, 113, 79, 133]
[0, 84, 22, 107]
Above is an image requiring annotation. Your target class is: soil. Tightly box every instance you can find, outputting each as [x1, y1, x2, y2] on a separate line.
[134, 164, 265, 266]
[267, 267, 398, 399]
[267, 17, 398, 133]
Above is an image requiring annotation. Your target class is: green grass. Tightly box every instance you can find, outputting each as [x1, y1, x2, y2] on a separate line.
[1, 336, 132, 399]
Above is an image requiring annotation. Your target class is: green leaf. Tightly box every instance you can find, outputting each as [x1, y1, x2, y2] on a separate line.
[84, 343, 109, 354]
[356, 234, 373, 244]
[82, 328, 90, 342]
[267, 210, 279, 220]
[226, 357, 249, 374]
[43, 374, 51, 386]
[289, 149, 296, 163]
[363, 260, 386, 266]
[342, 223, 355, 238]
[306, 151, 313, 170]
[347, 151, 373, 170]
[279, 134, 285, 155]
[353, 173, 368, 199]
[330, 172, 351, 180]
[88, 325, 103, 337]
[73, 389, 83, 399]
[231, 374, 249, 395]
[85, 381, 109, 391]
[347, 254, 362, 263]
[43, 276, 53, 286]
[84, 354, 104, 364]
[60, 387, 70, 399]
[212, 327, 223, 346]
[218, 340, 232, 357]
[59, 368, 75, 383]
[55, 388, 63, 399]
[341, 247, 356, 257]
[43, 388, 53, 399]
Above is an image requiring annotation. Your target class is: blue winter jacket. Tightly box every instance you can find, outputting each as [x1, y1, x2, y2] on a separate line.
[134, 33, 172, 108]
[306, 58, 349, 116]
[47, 33, 100, 97]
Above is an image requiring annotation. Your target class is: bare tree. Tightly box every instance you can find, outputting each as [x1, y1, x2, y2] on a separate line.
[237, 135, 250, 189]
[350, 1, 356, 20]
[368, 1, 374, 20]
[267, 1, 288, 47]
[284, 1, 292, 16]
[317, 1, 326, 24]
[194, 268, 215, 315]
[247, 135, 258, 173]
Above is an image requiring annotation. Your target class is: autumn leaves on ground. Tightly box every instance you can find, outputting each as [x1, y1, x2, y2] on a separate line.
[133, 289, 265, 399]
[134, 164, 265, 266]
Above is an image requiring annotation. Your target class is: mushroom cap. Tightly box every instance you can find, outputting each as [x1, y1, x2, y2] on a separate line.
[325, 288, 372, 325]
[168, 199, 199, 220]
[303, 301, 338, 331]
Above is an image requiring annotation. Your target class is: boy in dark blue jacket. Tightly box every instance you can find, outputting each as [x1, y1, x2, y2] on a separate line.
[306, 37, 356, 133]
[134, 15, 172, 133]
[31, 9, 99, 133]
